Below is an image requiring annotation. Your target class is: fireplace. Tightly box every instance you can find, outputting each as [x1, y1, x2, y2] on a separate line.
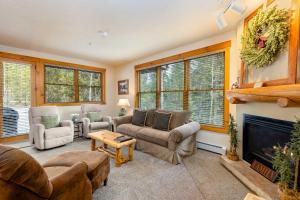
[243, 114, 293, 169]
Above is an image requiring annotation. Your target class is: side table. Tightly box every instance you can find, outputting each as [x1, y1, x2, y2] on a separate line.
[73, 121, 83, 138]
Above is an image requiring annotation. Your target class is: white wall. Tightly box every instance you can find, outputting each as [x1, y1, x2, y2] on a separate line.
[0, 44, 117, 119]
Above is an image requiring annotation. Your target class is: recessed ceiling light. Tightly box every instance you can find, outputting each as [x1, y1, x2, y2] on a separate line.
[98, 30, 109, 37]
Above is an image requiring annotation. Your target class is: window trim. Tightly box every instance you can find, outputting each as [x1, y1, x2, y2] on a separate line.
[0, 51, 106, 106]
[135, 41, 230, 133]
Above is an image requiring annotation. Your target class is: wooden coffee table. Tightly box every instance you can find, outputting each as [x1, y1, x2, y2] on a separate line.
[89, 130, 136, 167]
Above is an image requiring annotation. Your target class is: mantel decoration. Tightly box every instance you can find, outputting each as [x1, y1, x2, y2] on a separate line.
[273, 119, 300, 200]
[240, 7, 291, 68]
[227, 114, 239, 161]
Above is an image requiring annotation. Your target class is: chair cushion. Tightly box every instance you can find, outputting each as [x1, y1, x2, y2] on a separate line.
[41, 115, 59, 129]
[0, 145, 52, 198]
[132, 109, 147, 126]
[87, 112, 102, 122]
[90, 122, 110, 130]
[116, 123, 143, 138]
[137, 127, 170, 147]
[44, 166, 70, 179]
[44, 127, 72, 139]
[152, 111, 172, 131]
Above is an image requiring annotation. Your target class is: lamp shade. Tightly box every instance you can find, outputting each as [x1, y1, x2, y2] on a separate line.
[117, 99, 130, 107]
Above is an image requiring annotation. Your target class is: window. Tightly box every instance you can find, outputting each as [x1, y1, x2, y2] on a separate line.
[160, 62, 184, 111]
[44, 65, 104, 104]
[79, 70, 102, 102]
[45, 65, 75, 103]
[138, 68, 157, 109]
[135, 41, 230, 133]
[2, 61, 32, 138]
[189, 52, 225, 127]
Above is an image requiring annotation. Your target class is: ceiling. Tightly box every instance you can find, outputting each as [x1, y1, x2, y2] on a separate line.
[0, 0, 263, 66]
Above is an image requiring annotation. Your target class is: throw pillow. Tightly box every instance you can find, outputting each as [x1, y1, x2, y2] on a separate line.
[41, 115, 59, 129]
[158, 110, 191, 129]
[145, 109, 156, 127]
[152, 112, 172, 131]
[87, 112, 102, 122]
[132, 110, 147, 126]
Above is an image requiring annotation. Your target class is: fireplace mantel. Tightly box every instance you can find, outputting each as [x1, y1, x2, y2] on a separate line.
[226, 84, 300, 107]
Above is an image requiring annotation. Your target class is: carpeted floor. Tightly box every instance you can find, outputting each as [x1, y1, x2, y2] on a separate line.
[20, 139, 250, 200]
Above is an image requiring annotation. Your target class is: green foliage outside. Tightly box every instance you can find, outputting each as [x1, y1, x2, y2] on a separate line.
[3, 62, 31, 107]
[45, 66, 102, 103]
[139, 52, 225, 127]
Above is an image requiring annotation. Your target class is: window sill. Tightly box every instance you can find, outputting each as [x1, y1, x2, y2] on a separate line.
[43, 101, 106, 106]
[200, 125, 228, 134]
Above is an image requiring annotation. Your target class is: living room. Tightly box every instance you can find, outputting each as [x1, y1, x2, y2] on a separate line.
[0, 0, 300, 200]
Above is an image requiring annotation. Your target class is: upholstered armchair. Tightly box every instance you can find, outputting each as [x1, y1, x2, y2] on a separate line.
[81, 104, 112, 138]
[0, 145, 92, 200]
[29, 106, 74, 150]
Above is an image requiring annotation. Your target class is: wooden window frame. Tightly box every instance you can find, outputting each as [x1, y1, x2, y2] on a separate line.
[135, 41, 231, 133]
[0, 52, 106, 107]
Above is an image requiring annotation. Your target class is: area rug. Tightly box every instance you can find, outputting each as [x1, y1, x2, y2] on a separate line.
[22, 139, 204, 200]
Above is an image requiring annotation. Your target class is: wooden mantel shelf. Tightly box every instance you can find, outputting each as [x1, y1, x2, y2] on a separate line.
[226, 84, 300, 107]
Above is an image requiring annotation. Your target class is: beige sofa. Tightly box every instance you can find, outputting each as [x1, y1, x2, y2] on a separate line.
[114, 110, 200, 164]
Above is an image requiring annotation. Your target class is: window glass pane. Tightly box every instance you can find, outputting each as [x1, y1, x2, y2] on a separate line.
[140, 93, 156, 109]
[161, 62, 184, 91]
[189, 52, 224, 90]
[79, 70, 101, 102]
[45, 66, 74, 85]
[45, 65, 75, 103]
[188, 90, 224, 127]
[79, 86, 101, 102]
[139, 68, 156, 92]
[45, 85, 75, 103]
[161, 92, 183, 111]
[79, 71, 101, 86]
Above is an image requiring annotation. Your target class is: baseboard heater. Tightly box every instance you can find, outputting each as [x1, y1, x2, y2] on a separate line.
[197, 141, 226, 155]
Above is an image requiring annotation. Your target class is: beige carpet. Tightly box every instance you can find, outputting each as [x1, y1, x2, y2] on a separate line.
[21, 139, 250, 200]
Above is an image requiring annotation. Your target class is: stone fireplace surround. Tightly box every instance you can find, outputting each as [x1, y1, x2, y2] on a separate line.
[221, 114, 299, 200]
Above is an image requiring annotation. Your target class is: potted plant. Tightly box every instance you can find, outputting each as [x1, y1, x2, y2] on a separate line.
[273, 119, 300, 200]
[227, 114, 239, 161]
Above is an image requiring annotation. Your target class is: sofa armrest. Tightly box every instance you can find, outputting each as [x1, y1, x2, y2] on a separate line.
[60, 120, 74, 133]
[114, 115, 133, 127]
[82, 117, 90, 137]
[102, 116, 113, 124]
[168, 122, 200, 151]
[50, 162, 92, 199]
[33, 123, 46, 149]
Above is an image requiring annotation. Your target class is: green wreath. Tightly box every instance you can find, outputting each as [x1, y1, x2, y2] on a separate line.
[240, 7, 291, 68]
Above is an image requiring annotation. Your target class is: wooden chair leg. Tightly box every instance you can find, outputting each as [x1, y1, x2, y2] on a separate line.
[104, 178, 108, 186]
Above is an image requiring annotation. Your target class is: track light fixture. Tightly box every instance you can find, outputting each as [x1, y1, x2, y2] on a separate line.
[216, 0, 247, 30]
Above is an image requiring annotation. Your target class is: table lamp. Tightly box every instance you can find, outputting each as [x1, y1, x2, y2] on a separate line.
[117, 99, 130, 116]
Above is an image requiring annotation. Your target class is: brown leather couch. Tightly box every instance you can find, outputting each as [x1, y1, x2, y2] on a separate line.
[0, 145, 109, 200]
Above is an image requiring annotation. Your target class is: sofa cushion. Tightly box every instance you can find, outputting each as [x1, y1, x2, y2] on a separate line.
[116, 123, 143, 138]
[90, 122, 110, 130]
[132, 109, 147, 126]
[158, 110, 191, 129]
[145, 109, 156, 127]
[41, 115, 59, 129]
[44, 166, 70, 179]
[44, 127, 72, 139]
[152, 111, 172, 131]
[137, 127, 170, 147]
